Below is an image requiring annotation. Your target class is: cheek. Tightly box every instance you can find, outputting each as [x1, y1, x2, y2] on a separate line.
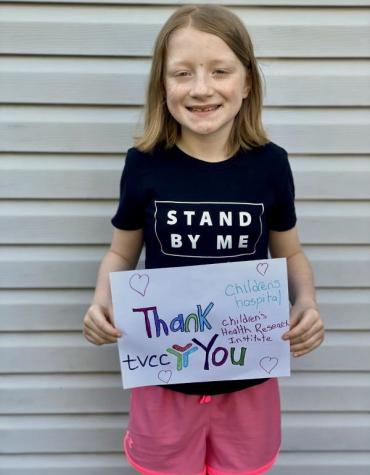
[165, 89, 184, 119]
[166, 90, 189, 119]
[165, 93, 177, 116]
[165, 84, 187, 103]
[227, 90, 245, 111]
[225, 75, 247, 98]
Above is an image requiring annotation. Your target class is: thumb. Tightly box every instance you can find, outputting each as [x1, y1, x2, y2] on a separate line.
[289, 307, 302, 330]
[106, 304, 124, 336]
[95, 302, 116, 330]
[282, 306, 302, 340]
[106, 303, 116, 325]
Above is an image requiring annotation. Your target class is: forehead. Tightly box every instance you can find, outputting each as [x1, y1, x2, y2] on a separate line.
[166, 27, 238, 66]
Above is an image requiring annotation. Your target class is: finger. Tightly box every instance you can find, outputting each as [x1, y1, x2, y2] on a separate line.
[84, 318, 120, 343]
[285, 310, 320, 341]
[291, 323, 325, 352]
[87, 309, 122, 337]
[292, 336, 324, 357]
[291, 329, 324, 353]
[84, 327, 113, 345]
[289, 320, 323, 346]
[288, 311, 301, 328]
[282, 311, 301, 340]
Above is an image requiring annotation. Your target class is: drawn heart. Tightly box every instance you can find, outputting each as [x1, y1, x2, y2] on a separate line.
[172, 343, 192, 353]
[158, 370, 172, 384]
[129, 273, 149, 296]
[256, 262, 268, 276]
[259, 356, 279, 374]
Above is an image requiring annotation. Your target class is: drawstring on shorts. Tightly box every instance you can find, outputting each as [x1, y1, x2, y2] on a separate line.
[199, 395, 212, 404]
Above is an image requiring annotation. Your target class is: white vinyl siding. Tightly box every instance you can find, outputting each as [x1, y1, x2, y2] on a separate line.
[0, 1, 369, 474]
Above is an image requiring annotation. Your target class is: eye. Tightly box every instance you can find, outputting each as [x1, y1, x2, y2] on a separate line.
[214, 69, 228, 75]
[175, 71, 191, 77]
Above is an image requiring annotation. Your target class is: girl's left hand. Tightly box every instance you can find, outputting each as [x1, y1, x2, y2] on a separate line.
[282, 303, 325, 357]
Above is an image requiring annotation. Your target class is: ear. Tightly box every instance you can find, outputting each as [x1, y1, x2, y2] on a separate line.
[242, 78, 251, 99]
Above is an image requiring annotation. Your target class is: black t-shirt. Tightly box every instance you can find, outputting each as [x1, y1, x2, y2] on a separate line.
[112, 141, 296, 395]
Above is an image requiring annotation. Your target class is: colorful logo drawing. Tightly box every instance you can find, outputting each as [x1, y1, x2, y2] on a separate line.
[167, 344, 199, 370]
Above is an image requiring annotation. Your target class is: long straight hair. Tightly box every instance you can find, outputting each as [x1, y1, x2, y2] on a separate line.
[134, 4, 270, 156]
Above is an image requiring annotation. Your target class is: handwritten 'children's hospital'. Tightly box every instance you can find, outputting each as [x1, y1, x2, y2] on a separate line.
[110, 258, 291, 389]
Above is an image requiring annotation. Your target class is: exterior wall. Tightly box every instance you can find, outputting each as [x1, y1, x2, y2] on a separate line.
[1, 1, 369, 473]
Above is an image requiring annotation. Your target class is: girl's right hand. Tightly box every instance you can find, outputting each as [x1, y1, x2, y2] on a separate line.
[83, 304, 122, 345]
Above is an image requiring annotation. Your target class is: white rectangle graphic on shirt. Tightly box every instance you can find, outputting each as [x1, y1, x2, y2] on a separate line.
[110, 258, 290, 389]
[154, 201, 264, 258]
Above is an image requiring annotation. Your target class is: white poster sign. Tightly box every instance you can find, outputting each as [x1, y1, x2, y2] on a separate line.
[110, 258, 291, 389]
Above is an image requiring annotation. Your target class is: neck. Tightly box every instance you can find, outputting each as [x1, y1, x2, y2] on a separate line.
[176, 134, 231, 162]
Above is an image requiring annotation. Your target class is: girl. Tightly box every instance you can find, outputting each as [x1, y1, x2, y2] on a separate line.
[83, 4, 324, 475]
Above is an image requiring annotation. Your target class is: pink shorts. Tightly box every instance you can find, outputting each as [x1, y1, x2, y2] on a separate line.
[123, 379, 281, 475]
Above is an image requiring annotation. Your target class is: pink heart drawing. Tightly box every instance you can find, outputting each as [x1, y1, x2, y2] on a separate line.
[256, 262, 268, 276]
[158, 370, 172, 384]
[129, 273, 149, 296]
[259, 356, 279, 374]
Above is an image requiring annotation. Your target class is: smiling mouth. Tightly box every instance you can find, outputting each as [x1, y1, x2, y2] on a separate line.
[186, 105, 222, 113]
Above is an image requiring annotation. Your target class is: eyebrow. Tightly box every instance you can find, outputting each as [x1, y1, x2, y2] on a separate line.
[167, 59, 236, 68]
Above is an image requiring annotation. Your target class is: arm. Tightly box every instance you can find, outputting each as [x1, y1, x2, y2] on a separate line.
[83, 228, 143, 345]
[269, 226, 324, 357]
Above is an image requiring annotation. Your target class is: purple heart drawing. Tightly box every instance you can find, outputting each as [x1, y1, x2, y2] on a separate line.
[158, 370, 172, 384]
[259, 356, 279, 374]
[129, 273, 149, 296]
[256, 262, 268, 276]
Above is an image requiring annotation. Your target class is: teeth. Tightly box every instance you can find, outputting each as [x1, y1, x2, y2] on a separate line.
[190, 106, 219, 112]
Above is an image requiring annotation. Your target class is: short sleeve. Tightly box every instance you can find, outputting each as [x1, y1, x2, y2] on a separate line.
[269, 151, 297, 231]
[111, 148, 145, 230]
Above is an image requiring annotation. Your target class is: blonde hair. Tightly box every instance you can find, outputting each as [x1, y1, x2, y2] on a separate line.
[134, 4, 270, 156]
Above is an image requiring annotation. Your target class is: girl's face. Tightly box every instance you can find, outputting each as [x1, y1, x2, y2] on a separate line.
[164, 26, 249, 147]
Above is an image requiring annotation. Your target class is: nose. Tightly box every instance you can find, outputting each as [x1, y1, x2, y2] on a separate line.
[189, 72, 213, 97]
